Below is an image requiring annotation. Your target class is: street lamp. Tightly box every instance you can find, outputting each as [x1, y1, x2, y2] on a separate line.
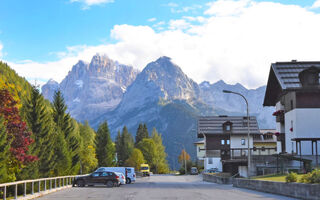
[223, 90, 251, 178]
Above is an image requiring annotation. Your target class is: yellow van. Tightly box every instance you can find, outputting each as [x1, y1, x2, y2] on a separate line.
[140, 164, 150, 176]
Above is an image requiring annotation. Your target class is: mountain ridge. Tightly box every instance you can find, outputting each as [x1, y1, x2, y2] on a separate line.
[42, 55, 275, 168]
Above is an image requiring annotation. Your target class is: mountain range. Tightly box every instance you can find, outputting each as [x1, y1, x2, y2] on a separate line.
[42, 54, 275, 169]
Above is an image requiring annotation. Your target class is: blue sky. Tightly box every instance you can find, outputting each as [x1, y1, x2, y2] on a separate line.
[0, 0, 209, 62]
[1, 0, 320, 88]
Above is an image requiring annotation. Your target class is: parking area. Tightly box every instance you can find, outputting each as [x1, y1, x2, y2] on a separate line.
[37, 174, 296, 200]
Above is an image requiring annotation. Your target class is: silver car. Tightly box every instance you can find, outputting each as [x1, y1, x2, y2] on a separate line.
[115, 172, 126, 185]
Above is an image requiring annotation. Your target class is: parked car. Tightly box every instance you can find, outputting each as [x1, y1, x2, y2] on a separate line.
[203, 168, 219, 174]
[73, 171, 120, 188]
[95, 167, 136, 184]
[190, 167, 198, 175]
[114, 172, 126, 185]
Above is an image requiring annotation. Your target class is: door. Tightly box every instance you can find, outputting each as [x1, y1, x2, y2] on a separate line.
[89, 172, 101, 184]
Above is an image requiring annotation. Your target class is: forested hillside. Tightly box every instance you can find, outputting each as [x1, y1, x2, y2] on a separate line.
[0, 61, 169, 183]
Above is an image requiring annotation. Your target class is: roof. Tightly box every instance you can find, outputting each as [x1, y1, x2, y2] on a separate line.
[197, 116, 260, 137]
[263, 61, 320, 106]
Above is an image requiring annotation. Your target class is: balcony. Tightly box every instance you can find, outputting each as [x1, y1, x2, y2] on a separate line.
[273, 110, 284, 123]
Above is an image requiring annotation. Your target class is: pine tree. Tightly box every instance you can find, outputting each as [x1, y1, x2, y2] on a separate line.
[116, 126, 134, 166]
[142, 124, 149, 139]
[135, 123, 144, 145]
[20, 85, 55, 178]
[52, 129, 72, 175]
[0, 116, 10, 183]
[151, 128, 169, 174]
[115, 130, 121, 166]
[121, 126, 134, 165]
[96, 121, 116, 167]
[52, 90, 73, 174]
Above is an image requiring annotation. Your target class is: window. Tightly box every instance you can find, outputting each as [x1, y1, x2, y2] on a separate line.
[101, 172, 110, 177]
[198, 147, 201, 152]
[208, 158, 213, 164]
[126, 168, 132, 173]
[221, 140, 225, 145]
[226, 140, 230, 145]
[241, 139, 246, 145]
[92, 172, 100, 177]
[290, 100, 293, 110]
[226, 125, 231, 131]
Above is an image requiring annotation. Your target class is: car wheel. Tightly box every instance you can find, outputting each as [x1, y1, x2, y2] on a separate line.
[126, 178, 131, 184]
[106, 180, 113, 188]
[78, 180, 85, 187]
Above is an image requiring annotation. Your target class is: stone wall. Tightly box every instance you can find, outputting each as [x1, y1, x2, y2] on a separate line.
[202, 174, 233, 185]
[233, 178, 320, 200]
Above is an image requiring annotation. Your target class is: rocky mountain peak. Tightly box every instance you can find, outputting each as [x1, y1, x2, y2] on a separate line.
[46, 78, 59, 85]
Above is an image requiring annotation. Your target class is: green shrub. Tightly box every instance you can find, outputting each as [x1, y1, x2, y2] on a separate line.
[285, 172, 298, 183]
[299, 169, 320, 184]
[299, 173, 311, 183]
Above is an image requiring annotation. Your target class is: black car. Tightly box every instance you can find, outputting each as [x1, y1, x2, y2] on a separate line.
[73, 171, 120, 187]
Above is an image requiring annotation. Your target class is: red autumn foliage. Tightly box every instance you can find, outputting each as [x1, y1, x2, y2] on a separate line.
[0, 89, 37, 164]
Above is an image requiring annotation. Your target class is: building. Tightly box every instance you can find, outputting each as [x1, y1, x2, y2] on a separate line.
[197, 116, 264, 176]
[263, 61, 320, 168]
[193, 140, 205, 167]
[253, 129, 277, 155]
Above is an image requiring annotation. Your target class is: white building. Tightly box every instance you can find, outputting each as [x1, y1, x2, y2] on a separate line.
[263, 61, 320, 167]
[197, 116, 262, 176]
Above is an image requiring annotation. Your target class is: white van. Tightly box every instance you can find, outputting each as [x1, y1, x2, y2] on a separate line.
[95, 167, 136, 184]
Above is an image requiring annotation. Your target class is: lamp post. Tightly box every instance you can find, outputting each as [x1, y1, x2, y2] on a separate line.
[223, 90, 251, 178]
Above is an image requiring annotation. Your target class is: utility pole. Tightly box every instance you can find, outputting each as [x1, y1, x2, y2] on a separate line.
[223, 90, 251, 178]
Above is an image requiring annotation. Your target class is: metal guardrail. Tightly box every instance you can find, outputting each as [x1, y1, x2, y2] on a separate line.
[0, 174, 86, 200]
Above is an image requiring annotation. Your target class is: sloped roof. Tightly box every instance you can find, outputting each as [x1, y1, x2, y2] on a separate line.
[197, 116, 260, 137]
[263, 61, 320, 106]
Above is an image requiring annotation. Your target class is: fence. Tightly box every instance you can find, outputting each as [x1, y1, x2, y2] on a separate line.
[0, 175, 84, 200]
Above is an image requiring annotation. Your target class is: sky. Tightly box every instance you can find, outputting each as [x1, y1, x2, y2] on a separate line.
[1, 0, 320, 88]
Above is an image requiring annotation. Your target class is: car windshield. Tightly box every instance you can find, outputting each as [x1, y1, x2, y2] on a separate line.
[96, 168, 105, 172]
[141, 167, 149, 170]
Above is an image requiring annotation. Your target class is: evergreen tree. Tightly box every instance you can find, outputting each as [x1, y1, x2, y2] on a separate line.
[135, 123, 144, 145]
[79, 121, 98, 174]
[52, 129, 72, 175]
[0, 116, 10, 183]
[115, 130, 121, 166]
[142, 124, 149, 139]
[151, 128, 169, 174]
[117, 126, 134, 166]
[52, 90, 73, 174]
[125, 148, 145, 171]
[19, 85, 56, 178]
[96, 121, 116, 167]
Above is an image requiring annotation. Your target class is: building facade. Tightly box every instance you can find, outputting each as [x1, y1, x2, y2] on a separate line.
[197, 116, 262, 176]
[263, 61, 320, 168]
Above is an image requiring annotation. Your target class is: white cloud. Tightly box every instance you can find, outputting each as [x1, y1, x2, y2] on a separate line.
[70, 0, 114, 8]
[169, 19, 191, 30]
[312, 0, 320, 8]
[167, 2, 178, 7]
[7, 0, 320, 89]
[170, 4, 203, 13]
[148, 18, 157, 22]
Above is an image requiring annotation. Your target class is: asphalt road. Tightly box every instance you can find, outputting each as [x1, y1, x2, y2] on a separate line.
[36, 175, 296, 200]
